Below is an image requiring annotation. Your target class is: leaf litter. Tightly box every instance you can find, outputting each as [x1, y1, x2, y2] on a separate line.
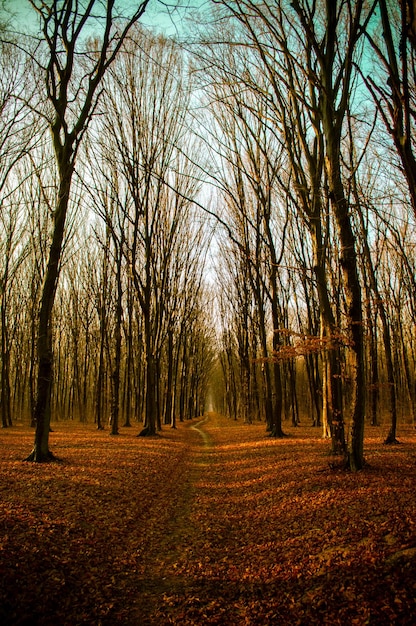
[0, 414, 415, 624]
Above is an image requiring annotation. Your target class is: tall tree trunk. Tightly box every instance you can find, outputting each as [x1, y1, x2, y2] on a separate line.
[26, 167, 73, 461]
[123, 279, 134, 427]
[138, 305, 157, 436]
[271, 329, 284, 436]
[325, 153, 365, 469]
[110, 251, 123, 436]
[1, 289, 12, 428]
[268, 234, 285, 438]
[355, 198, 398, 444]
[316, 0, 366, 470]
[311, 218, 345, 452]
[1, 236, 13, 427]
[142, 351, 157, 435]
[164, 326, 174, 426]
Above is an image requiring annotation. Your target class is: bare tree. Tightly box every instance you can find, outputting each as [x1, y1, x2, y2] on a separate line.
[19, 0, 150, 461]
[363, 0, 416, 218]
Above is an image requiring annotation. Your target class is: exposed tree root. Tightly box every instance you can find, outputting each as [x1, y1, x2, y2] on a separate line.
[268, 428, 288, 438]
[137, 427, 159, 437]
[384, 435, 401, 445]
[24, 449, 60, 463]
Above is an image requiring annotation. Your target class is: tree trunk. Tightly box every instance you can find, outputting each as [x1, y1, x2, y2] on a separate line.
[317, 0, 366, 470]
[123, 279, 134, 427]
[326, 158, 365, 470]
[26, 167, 73, 461]
[140, 351, 157, 435]
[164, 326, 174, 426]
[138, 305, 157, 436]
[1, 293, 12, 428]
[110, 252, 123, 436]
[1, 239, 13, 428]
[269, 258, 285, 438]
[311, 211, 346, 453]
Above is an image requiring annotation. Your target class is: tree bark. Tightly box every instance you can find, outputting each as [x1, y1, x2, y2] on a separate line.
[27, 166, 73, 461]
[318, 0, 367, 470]
[110, 246, 123, 436]
[326, 155, 365, 469]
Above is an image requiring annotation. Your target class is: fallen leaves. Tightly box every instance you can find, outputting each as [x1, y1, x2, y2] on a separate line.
[0, 415, 416, 624]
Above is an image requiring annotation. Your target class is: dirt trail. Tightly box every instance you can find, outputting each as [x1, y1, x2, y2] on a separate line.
[124, 413, 216, 625]
[132, 411, 292, 625]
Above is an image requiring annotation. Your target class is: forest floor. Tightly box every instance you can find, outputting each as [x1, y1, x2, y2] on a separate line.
[0, 414, 416, 625]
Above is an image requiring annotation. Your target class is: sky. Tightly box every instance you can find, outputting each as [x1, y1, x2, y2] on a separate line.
[1, 0, 36, 29]
[0, 0, 206, 36]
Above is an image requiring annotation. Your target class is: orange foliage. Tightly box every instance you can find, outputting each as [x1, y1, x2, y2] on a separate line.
[1, 415, 416, 624]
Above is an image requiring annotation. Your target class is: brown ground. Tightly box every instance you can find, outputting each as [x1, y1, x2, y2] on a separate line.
[1, 413, 415, 625]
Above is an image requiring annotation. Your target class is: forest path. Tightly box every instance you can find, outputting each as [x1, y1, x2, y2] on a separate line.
[125, 412, 220, 624]
[125, 411, 292, 625]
